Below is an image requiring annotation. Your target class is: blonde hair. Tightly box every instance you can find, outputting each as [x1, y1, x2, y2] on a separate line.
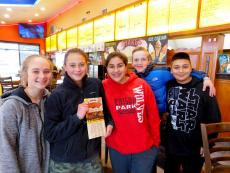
[132, 46, 152, 61]
[20, 55, 53, 87]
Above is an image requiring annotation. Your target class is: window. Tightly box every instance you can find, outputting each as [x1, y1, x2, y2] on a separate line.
[0, 42, 40, 78]
[19, 44, 39, 65]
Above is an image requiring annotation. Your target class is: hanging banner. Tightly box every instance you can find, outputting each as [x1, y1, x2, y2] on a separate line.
[105, 34, 168, 64]
[147, 34, 168, 64]
[116, 38, 148, 63]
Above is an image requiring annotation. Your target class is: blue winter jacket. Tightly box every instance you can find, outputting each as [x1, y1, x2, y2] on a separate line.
[139, 67, 205, 114]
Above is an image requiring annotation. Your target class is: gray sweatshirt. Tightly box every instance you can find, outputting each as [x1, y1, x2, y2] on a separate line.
[0, 87, 50, 173]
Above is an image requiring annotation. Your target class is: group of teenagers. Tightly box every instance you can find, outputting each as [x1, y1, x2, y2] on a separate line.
[0, 46, 221, 173]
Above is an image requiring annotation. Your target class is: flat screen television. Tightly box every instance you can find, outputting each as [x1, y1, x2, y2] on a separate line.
[18, 23, 44, 39]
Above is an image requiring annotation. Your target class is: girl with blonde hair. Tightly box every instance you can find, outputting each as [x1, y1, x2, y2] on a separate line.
[0, 55, 52, 173]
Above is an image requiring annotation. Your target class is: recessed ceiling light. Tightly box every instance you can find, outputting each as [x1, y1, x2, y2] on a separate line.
[35, 13, 39, 17]
[40, 7, 45, 11]
[28, 19, 32, 23]
[4, 14, 10, 18]
[6, 8, 12, 11]
[1, 21, 6, 24]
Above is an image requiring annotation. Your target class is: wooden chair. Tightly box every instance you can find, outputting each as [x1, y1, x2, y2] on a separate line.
[201, 122, 230, 173]
[0, 77, 14, 93]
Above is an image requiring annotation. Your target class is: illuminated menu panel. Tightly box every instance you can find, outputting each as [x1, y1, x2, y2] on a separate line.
[129, 1, 147, 38]
[115, 7, 130, 40]
[50, 34, 57, 51]
[94, 13, 115, 43]
[169, 0, 199, 32]
[67, 27, 77, 48]
[147, 0, 170, 35]
[200, 0, 230, 27]
[45, 37, 50, 52]
[57, 31, 67, 50]
[78, 22, 93, 46]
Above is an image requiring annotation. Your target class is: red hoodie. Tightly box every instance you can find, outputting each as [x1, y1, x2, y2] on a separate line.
[103, 72, 160, 154]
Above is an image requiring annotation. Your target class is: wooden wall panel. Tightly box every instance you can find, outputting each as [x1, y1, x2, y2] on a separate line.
[200, 34, 225, 82]
[215, 79, 230, 122]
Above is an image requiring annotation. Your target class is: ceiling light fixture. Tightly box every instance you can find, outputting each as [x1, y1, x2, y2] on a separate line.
[40, 7, 45, 11]
[4, 14, 10, 18]
[6, 8, 12, 11]
[35, 13, 39, 17]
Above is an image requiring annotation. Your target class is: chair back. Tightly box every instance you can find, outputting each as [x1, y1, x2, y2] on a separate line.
[0, 82, 2, 96]
[201, 122, 230, 173]
[0, 77, 13, 93]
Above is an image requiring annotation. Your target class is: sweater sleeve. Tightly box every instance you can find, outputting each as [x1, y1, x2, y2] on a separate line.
[202, 90, 221, 123]
[99, 82, 114, 127]
[0, 102, 21, 173]
[191, 69, 207, 79]
[44, 92, 84, 143]
[144, 83, 160, 147]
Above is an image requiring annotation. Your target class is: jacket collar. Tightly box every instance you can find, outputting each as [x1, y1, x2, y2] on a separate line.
[63, 73, 87, 89]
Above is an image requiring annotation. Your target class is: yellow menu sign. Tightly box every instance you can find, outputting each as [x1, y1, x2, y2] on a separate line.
[67, 27, 77, 48]
[147, 0, 170, 35]
[94, 13, 115, 43]
[169, 0, 199, 32]
[200, 0, 230, 27]
[57, 31, 66, 50]
[129, 1, 147, 38]
[115, 7, 130, 40]
[50, 34, 57, 51]
[45, 37, 50, 52]
[78, 22, 93, 46]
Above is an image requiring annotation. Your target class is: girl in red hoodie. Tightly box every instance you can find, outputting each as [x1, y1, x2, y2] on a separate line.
[103, 52, 160, 173]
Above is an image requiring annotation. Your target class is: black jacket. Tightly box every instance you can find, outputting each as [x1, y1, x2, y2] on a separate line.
[166, 77, 221, 156]
[44, 74, 113, 163]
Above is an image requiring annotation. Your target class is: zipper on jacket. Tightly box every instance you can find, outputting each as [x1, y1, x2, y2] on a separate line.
[36, 105, 44, 167]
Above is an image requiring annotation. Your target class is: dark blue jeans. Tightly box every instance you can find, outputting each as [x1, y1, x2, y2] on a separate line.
[109, 146, 158, 173]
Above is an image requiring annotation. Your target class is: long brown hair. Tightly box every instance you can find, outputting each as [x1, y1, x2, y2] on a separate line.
[105, 51, 128, 67]
[64, 48, 89, 65]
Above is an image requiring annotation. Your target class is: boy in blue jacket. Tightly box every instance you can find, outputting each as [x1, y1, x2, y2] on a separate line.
[131, 47, 216, 173]
[132, 47, 215, 116]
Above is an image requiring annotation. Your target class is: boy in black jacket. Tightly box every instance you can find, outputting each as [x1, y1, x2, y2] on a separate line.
[164, 52, 221, 173]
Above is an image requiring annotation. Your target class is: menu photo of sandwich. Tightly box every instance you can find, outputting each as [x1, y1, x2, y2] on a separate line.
[84, 97, 106, 139]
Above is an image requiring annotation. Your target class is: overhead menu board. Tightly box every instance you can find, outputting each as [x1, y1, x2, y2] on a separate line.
[57, 31, 66, 50]
[78, 22, 93, 46]
[50, 34, 57, 51]
[169, 0, 199, 32]
[94, 13, 115, 43]
[45, 37, 50, 52]
[147, 0, 170, 35]
[67, 27, 77, 48]
[129, 1, 147, 38]
[115, 7, 130, 40]
[200, 0, 230, 27]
